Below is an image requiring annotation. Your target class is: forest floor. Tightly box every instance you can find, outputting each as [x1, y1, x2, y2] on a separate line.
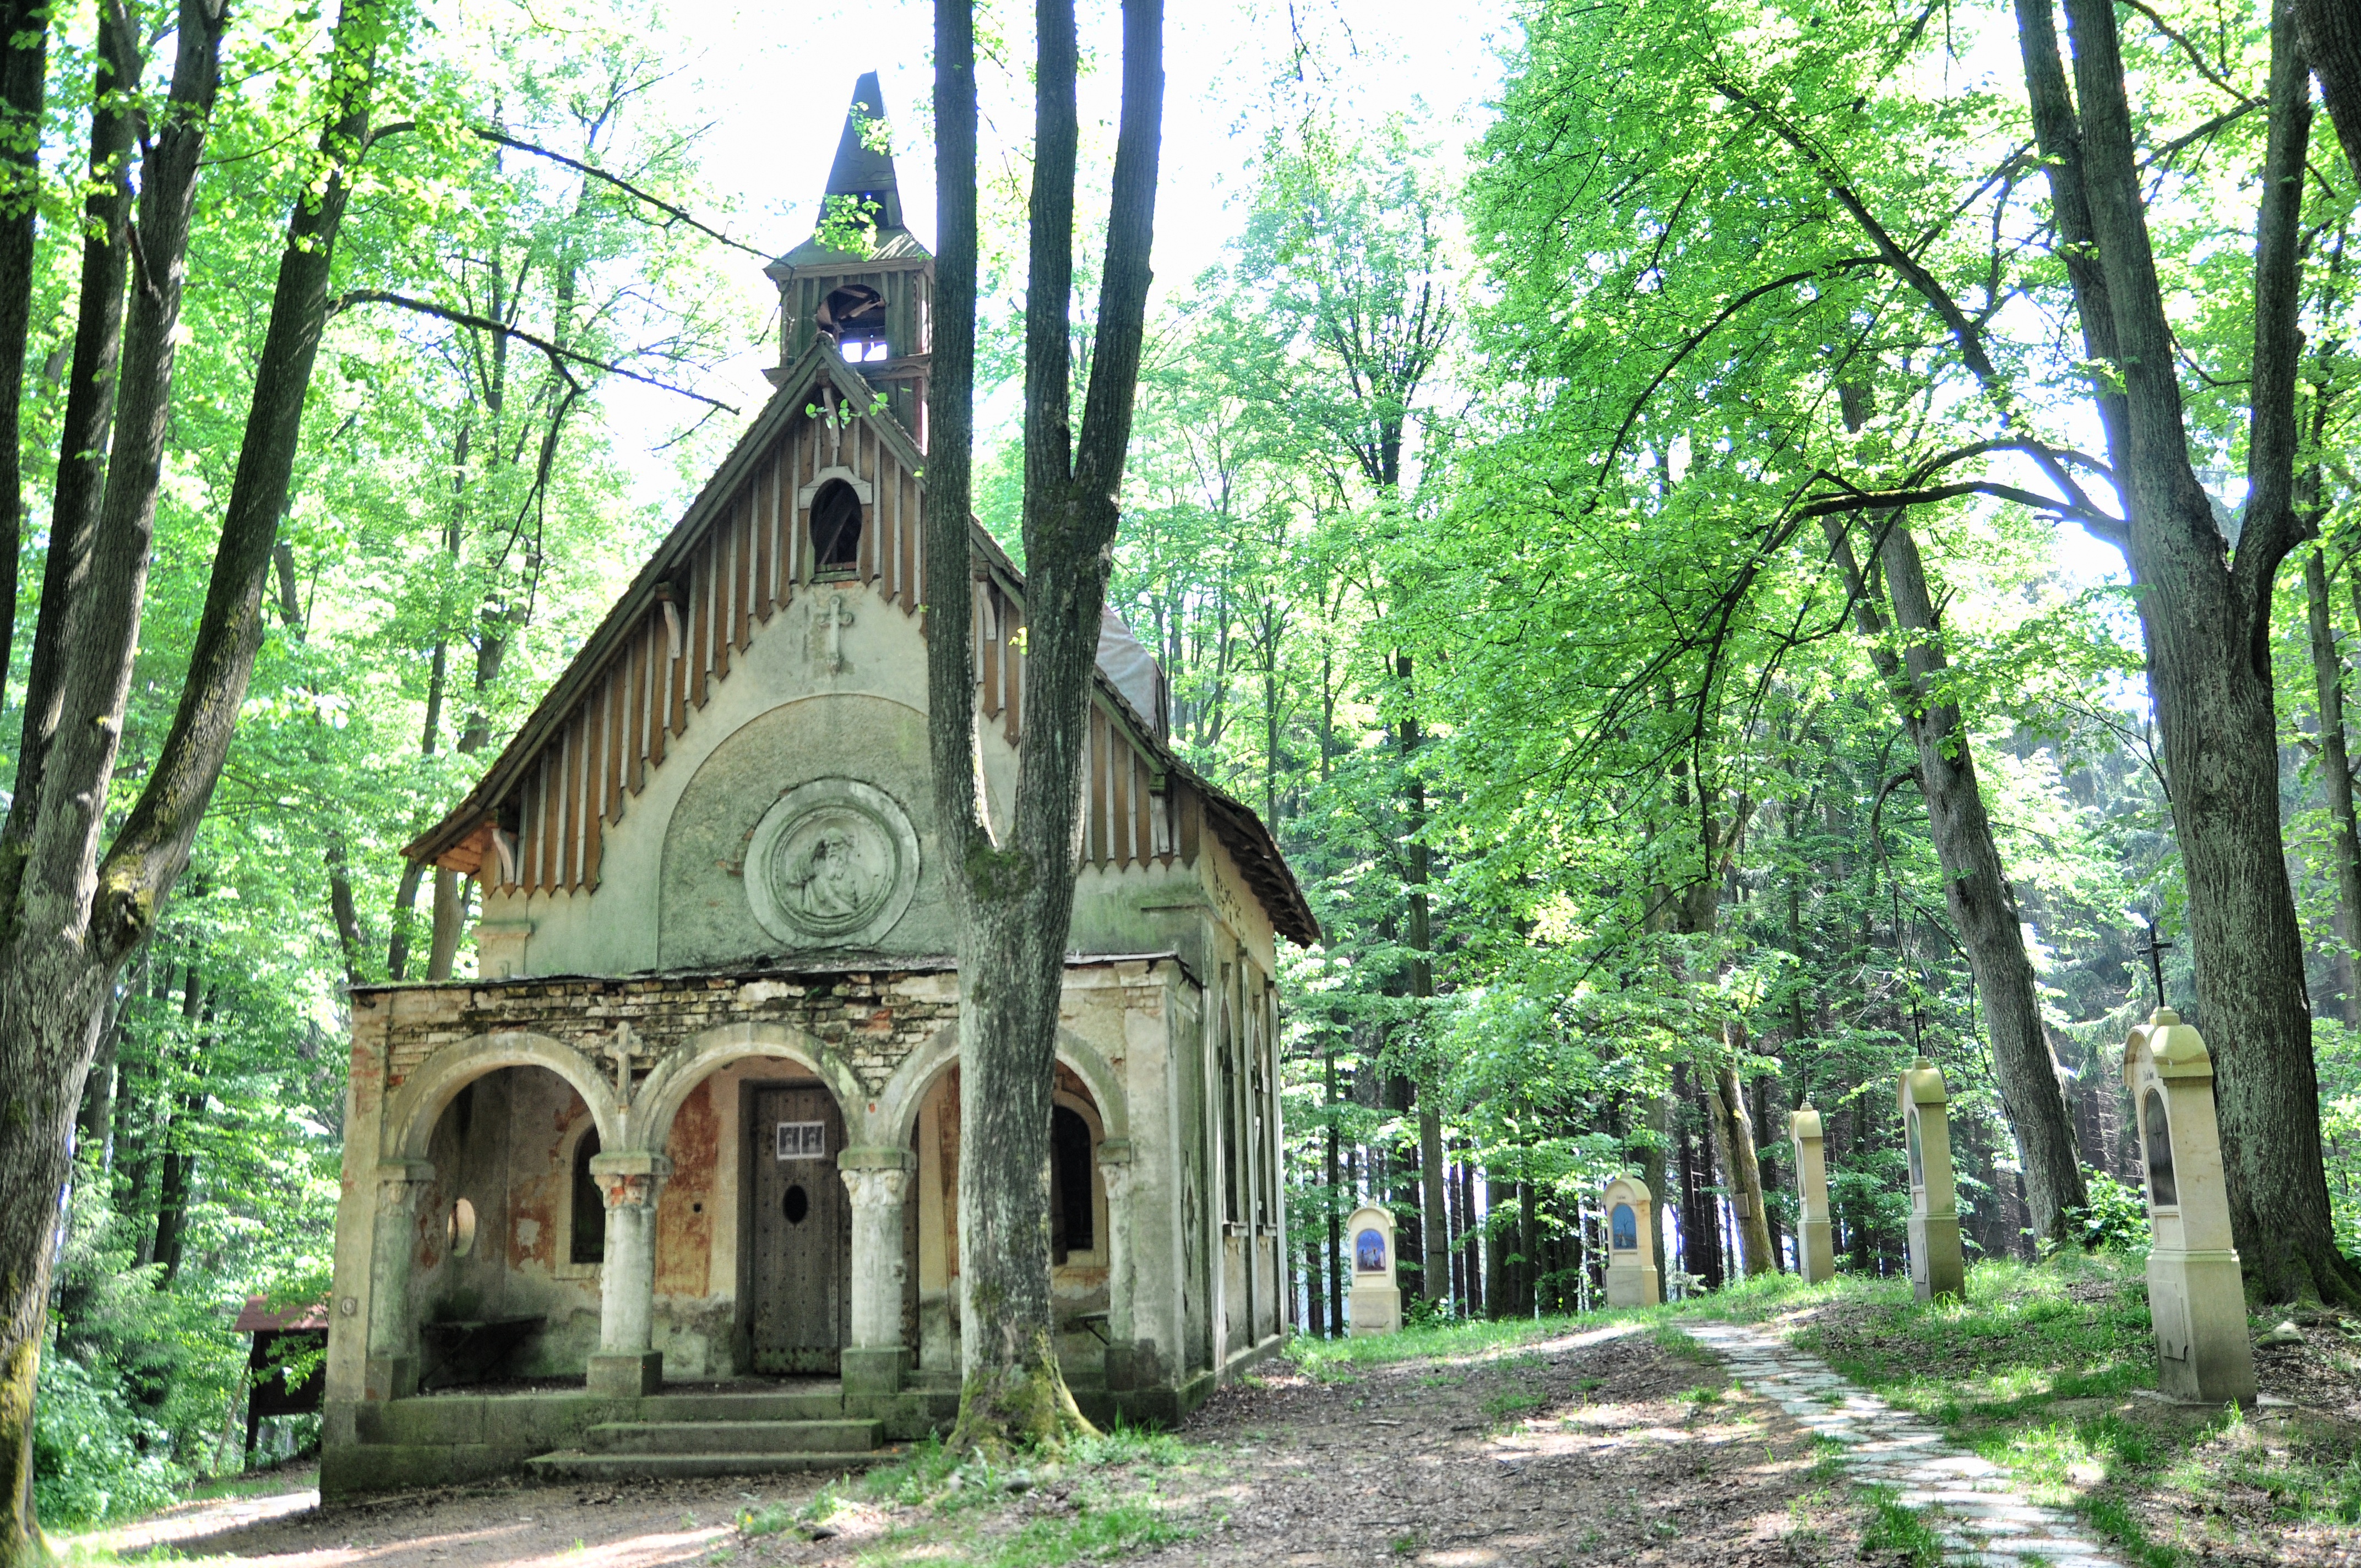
[53, 1254, 2361, 1568]
[56, 1314, 1867, 1567]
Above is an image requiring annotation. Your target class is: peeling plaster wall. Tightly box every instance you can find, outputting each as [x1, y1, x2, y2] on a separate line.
[333, 949, 1270, 1406]
[409, 1068, 602, 1380]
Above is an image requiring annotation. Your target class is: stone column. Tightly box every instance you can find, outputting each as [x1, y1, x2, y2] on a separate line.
[363, 1161, 435, 1400]
[588, 1150, 670, 1397]
[839, 1147, 913, 1396]
[1789, 1105, 1838, 1283]
[1097, 1139, 1136, 1389]
[1898, 1058, 1965, 1302]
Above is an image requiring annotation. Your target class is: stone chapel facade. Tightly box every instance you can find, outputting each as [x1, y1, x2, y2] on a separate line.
[318, 77, 1317, 1495]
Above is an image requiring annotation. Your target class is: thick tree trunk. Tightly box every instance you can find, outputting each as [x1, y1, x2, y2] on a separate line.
[1705, 1025, 1774, 1276]
[2294, 0, 2361, 187]
[0, 5, 388, 1553]
[1324, 1047, 1342, 1334]
[928, 0, 1163, 1452]
[1822, 515, 2088, 1246]
[0, 10, 223, 1551]
[2059, 0, 2360, 1302]
[3, 3, 140, 898]
[0, 0, 46, 698]
[1396, 661, 1449, 1306]
[2304, 548, 2361, 1027]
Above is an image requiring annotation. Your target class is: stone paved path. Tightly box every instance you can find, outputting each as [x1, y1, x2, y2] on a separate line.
[1687, 1321, 2125, 1568]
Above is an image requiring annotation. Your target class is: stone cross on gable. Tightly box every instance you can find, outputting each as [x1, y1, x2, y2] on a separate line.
[821, 595, 855, 673]
[605, 1021, 644, 1105]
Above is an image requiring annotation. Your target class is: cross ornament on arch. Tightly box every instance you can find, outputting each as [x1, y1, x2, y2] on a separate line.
[605, 1021, 644, 1106]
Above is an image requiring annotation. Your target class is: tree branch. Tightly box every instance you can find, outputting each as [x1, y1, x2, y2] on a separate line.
[474, 128, 774, 260]
[330, 288, 738, 412]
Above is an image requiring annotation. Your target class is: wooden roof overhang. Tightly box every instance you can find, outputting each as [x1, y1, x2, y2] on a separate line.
[402, 344, 1320, 950]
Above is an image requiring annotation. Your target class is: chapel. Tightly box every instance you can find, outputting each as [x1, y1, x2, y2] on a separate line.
[317, 76, 1316, 1495]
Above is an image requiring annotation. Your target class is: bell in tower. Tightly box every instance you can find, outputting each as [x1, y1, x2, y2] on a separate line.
[765, 72, 934, 445]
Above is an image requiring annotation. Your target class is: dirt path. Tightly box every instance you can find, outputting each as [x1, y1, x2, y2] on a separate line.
[68, 1324, 1865, 1567]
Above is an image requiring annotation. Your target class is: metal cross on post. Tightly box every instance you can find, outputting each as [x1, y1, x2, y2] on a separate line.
[2134, 919, 2173, 1011]
[605, 1021, 643, 1107]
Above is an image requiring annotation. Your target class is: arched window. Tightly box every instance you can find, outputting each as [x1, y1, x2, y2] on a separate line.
[2141, 1088, 2178, 1207]
[810, 479, 863, 571]
[1051, 1105, 1094, 1264]
[821, 284, 889, 362]
[571, 1129, 606, 1265]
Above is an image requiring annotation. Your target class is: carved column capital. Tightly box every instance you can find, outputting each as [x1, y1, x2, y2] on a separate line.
[374, 1160, 436, 1212]
[590, 1150, 672, 1211]
[841, 1164, 913, 1210]
[1096, 1138, 1136, 1202]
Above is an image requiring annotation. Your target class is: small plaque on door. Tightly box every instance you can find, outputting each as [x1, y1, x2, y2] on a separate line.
[776, 1120, 827, 1160]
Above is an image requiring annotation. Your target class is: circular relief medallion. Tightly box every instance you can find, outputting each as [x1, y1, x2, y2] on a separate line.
[745, 778, 920, 948]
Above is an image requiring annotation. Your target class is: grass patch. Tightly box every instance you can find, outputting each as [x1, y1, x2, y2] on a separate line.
[1702, 1251, 2359, 1565]
[848, 1422, 1204, 1567]
[980, 1496, 1192, 1567]
[1480, 1389, 1549, 1422]
[1283, 1313, 1584, 1382]
[1856, 1485, 1944, 1566]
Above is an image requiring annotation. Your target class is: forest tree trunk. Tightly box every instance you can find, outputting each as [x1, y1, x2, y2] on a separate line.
[2055, 0, 2360, 1302]
[1822, 514, 2088, 1246]
[0, 4, 388, 1554]
[926, 0, 1166, 1452]
[2304, 547, 2361, 1026]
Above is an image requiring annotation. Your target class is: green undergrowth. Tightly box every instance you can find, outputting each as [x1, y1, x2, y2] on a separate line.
[1282, 1310, 1596, 1381]
[838, 1424, 1200, 1566]
[1667, 1253, 2360, 1565]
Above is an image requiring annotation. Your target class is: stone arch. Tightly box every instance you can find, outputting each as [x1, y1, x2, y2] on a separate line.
[634, 1021, 871, 1153]
[872, 1022, 1130, 1149]
[385, 1031, 621, 1162]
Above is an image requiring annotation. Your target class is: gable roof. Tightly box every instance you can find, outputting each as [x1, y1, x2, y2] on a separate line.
[403, 348, 1318, 948]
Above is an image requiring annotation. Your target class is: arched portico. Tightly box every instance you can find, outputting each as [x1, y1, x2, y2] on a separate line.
[383, 1030, 621, 1162]
[873, 1023, 1130, 1150]
[634, 1020, 869, 1151]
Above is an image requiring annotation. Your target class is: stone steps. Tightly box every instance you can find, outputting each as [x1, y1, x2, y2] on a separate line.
[526, 1412, 887, 1480]
[525, 1449, 886, 1480]
[583, 1418, 881, 1455]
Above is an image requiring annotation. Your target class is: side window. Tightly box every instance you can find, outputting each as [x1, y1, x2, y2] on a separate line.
[1051, 1106, 1094, 1263]
[571, 1129, 606, 1265]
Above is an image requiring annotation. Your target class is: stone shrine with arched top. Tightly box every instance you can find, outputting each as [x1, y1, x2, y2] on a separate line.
[2123, 1008, 2254, 1406]
[1601, 1174, 1660, 1306]
[1898, 1057, 1964, 1302]
[1345, 1205, 1401, 1336]
[318, 75, 1318, 1498]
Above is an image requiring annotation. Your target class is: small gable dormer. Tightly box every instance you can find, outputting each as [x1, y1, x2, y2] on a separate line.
[765, 72, 932, 443]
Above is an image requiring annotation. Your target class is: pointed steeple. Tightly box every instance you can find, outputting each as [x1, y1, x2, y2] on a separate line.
[825, 72, 901, 228]
[763, 72, 937, 442]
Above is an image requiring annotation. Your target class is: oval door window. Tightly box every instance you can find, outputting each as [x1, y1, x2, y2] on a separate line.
[784, 1183, 810, 1225]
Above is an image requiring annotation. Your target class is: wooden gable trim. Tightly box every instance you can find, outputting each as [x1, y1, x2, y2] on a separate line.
[403, 344, 931, 883]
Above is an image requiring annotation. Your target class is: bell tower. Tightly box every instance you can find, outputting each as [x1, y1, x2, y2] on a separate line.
[765, 73, 934, 444]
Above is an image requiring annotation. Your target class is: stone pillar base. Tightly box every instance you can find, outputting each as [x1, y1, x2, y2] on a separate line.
[1605, 1265, 1661, 1308]
[363, 1353, 417, 1401]
[2150, 1249, 2256, 1407]
[840, 1346, 909, 1396]
[1908, 1212, 1965, 1302]
[587, 1351, 663, 1397]
[1348, 1284, 1401, 1336]
[1798, 1218, 1837, 1283]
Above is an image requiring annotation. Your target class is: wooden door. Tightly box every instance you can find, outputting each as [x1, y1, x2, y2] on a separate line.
[747, 1083, 848, 1373]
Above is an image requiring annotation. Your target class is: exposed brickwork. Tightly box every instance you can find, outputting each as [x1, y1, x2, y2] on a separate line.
[356, 962, 965, 1098]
